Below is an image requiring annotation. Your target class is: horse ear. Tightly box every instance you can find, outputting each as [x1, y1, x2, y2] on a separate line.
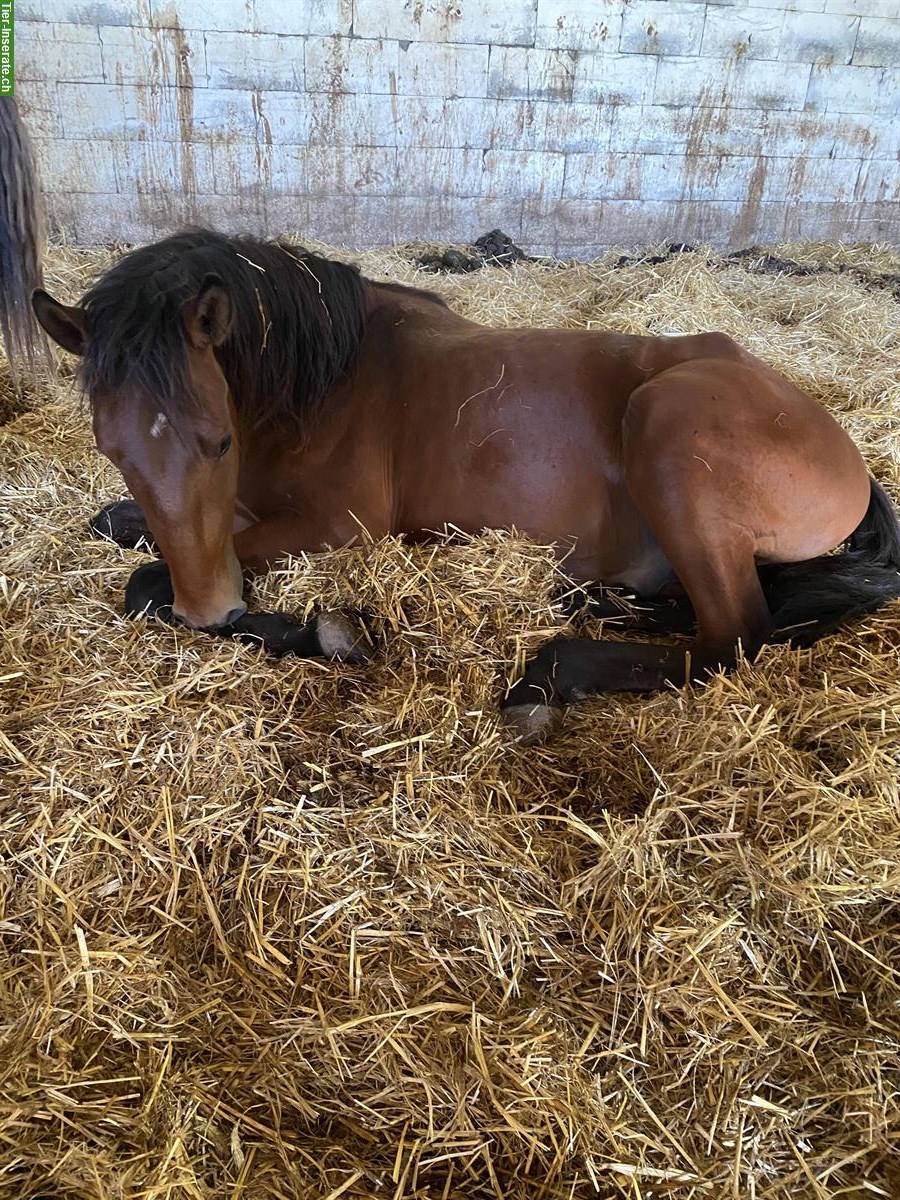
[32, 289, 86, 356]
[183, 274, 232, 350]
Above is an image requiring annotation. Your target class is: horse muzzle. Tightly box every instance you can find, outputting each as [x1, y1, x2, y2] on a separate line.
[174, 599, 249, 632]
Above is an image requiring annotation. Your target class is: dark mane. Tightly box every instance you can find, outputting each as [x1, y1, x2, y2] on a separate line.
[79, 228, 368, 436]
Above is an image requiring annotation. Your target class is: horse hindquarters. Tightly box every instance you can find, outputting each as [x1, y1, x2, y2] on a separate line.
[503, 359, 872, 740]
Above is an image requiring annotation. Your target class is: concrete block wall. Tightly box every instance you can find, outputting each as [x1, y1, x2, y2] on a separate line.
[14, 0, 900, 256]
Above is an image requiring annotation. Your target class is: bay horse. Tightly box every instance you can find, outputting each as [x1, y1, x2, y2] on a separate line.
[0, 98, 49, 387]
[32, 229, 900, 741]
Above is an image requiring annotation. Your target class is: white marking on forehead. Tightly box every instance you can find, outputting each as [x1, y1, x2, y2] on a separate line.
[150, 412, 168, 439]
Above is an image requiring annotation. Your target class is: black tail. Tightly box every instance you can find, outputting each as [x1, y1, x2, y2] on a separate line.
[0, 97, 49, 387]
[760, 477, 900, 646]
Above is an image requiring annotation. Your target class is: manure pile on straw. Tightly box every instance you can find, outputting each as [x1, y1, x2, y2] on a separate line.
[2, 239, 900, 1200]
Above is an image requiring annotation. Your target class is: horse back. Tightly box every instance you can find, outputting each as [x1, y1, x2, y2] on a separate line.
[350, 307, 719, 566]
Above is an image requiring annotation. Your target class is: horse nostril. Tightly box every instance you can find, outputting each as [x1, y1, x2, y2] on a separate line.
[221, 603, 248, 627]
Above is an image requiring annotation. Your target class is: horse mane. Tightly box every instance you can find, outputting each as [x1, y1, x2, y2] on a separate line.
[79, 228, 369, 437]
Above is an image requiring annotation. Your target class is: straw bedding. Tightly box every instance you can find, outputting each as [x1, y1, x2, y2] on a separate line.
[1, 239, 899, 1200]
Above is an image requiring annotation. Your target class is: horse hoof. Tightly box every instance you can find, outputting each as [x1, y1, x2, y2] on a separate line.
[314, 612, 369, 663]
[501, 702, 563, 745]
[90, 500, 156, 551]
[124, 559, 174, 623]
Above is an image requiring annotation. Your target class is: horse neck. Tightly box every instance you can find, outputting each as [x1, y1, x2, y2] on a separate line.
[364, 278, 462, 325]
[225, 275, 461, 439]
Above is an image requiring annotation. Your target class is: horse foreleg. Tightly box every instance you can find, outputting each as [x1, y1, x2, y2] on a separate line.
[89, 500, 157, 551]
[122, 560, 367, 662]
[232, 512, 368, 573]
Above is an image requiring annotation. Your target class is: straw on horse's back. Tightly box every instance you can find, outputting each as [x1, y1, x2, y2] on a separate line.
[0, 98, 48, 385]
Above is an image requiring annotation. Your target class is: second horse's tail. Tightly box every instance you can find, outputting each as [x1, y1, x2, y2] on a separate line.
[0, 97, 49, 386]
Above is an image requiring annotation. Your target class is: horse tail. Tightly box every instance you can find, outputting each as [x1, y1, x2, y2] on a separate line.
[0, 97, 49, 386]
[759, 477, 900, 645]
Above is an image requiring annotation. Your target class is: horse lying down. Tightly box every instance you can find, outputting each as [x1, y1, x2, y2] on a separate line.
[33, 230, 900, 742]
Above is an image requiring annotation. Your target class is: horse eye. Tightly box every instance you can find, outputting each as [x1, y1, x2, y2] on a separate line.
[217, 434, 232, 459]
